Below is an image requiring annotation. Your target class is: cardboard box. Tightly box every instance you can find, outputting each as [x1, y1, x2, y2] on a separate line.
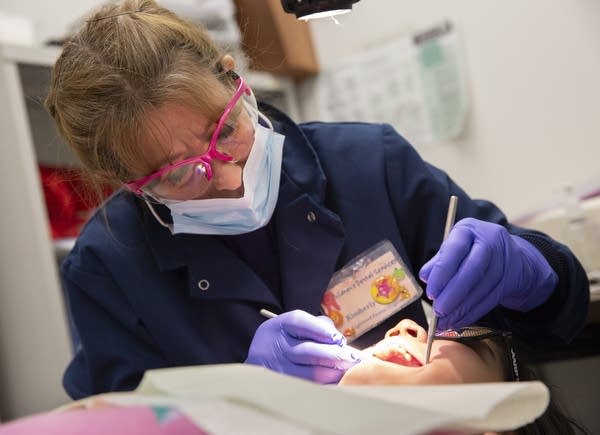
[233, 0, 319, 80]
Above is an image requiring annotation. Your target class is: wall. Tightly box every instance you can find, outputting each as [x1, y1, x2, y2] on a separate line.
[309, 0, 600, 219]
[0, 0, 101, 43]
[3, 0, 599, 217]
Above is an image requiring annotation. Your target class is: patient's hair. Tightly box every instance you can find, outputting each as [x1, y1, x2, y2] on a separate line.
[465, 338, 588, 435]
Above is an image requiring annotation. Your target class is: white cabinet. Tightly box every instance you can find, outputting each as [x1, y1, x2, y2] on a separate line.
[0, 43, 299, 420]
[0, 44, 72, 420]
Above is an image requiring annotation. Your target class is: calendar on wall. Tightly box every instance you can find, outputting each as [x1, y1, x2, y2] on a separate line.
[300, 21, 469, 148]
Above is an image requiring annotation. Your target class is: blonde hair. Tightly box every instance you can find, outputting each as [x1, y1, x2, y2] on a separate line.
[45, 0, 234, 189]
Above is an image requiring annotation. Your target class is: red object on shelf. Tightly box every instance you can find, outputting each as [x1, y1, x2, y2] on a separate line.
[39, 165, 112, 239]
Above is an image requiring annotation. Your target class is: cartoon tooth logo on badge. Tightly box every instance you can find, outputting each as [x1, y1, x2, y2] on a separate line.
[370, 267, 411, 305]
[321, 291, 345, 328]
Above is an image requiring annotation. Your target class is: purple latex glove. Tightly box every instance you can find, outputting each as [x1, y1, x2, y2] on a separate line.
[245, 309, 361, 384]
[419, 218, 558, 330]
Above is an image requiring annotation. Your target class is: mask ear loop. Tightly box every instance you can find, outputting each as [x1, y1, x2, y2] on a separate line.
[144, 199, 174, 232]
[258, 110, 274, 130]
[239, 85, 271, 130]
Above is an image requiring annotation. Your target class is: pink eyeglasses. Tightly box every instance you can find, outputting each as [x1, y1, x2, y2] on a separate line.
[125, 72, 256, 201]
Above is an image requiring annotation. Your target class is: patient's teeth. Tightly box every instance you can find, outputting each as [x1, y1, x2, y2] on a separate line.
[395, 346, 412, 361]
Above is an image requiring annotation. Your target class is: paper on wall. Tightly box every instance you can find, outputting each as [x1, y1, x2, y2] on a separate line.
[306, 21, 469, 147]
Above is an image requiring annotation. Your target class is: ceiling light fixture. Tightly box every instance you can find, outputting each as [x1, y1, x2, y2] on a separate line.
[280, 0, 360, 21]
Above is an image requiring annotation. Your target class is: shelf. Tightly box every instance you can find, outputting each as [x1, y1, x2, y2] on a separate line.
[0, 44, 60, 67]
[0, 42, 72, 417]
[53, 238, 76, 260]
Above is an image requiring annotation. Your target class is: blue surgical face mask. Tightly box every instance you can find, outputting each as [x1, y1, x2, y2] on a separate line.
[147, 119, 285, 235]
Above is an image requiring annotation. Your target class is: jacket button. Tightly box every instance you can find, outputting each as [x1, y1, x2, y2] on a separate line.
[307, 211, 317, 223]
[198, 279, 210, 291]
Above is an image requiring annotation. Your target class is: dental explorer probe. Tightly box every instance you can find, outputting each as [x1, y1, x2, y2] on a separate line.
[259, 308, 371, 361]
[424, 195, 458, 366]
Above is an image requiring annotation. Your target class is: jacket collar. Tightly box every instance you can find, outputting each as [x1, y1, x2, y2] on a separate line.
[261, 102, 328, 205]
[144, 211, 280, 307]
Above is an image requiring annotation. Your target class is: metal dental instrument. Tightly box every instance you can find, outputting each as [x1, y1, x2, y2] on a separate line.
[424, 195, 458, 366]
[259, 308, 371, 360]
[259, 308, 281, 319]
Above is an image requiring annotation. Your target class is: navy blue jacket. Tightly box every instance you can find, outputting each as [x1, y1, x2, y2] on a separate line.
[61, 106, 589, 399]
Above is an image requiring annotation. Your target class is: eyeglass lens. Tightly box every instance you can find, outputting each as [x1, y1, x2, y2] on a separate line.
[144, 88, 257, 200]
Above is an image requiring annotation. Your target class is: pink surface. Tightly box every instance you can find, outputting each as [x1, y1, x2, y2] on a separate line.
[0, 405, 207, 435]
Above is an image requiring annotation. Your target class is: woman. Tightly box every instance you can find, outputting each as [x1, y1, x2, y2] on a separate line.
[45, 0, 589, 399]
[341, 319, 587, 434]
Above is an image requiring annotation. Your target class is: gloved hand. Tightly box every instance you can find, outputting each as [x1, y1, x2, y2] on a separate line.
[419, 218, 558, 330]
[245, 309, 361, 384]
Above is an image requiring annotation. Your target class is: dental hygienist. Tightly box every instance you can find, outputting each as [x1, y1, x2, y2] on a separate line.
[47, 0, 589, 400]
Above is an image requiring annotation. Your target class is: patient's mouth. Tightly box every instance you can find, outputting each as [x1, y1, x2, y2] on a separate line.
[371, 338, 424, 367]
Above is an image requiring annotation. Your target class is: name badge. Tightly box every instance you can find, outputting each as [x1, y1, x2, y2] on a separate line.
[321, 240, 423, 343]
